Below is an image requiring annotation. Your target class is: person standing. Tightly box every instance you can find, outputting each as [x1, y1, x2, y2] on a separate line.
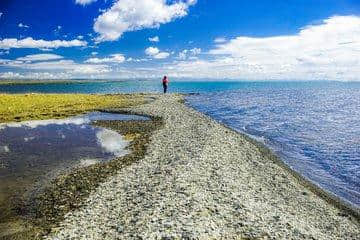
[162, 76, 169, 93]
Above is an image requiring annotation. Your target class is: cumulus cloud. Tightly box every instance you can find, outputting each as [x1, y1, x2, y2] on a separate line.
[94, 0, 197, 41]
[214, 37, 226, 43]
[85, 54, 125, 63]
[0, 71, 71, 79]
[3, 15, 360, 81]
[153, 52, 170, 59]
[145, 47, 160, 56]
[77, 35, 84, 39]
[91, 51, 98, 55]
[145, 47, 169, 59]
[1, 58, 109, 75]
[18, 23, 29, 28]
[0, 71, 22, 79]
[0, 12, 3, 19]
[206, 15, 360, 80]
[0, 37, 87, 49]
[149, 36, 160, 42]
[17, 54, 63, 62]
[104, 16, 360, 80]
[178, 47, 201, 60]
[126, 57, 148, 62]
[75, 0, 98, 6]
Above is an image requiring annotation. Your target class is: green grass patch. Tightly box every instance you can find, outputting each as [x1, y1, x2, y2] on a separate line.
[0, 93, 145, 123]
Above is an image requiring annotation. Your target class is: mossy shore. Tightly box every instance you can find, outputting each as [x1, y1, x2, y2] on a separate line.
[0, 93, 162, 240]
[0, 93, 145, 123]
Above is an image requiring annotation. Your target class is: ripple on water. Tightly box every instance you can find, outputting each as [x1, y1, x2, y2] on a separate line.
[187, 84, 360, 208]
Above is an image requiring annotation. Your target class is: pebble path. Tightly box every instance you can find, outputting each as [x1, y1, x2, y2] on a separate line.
[46, 94, 360, 240]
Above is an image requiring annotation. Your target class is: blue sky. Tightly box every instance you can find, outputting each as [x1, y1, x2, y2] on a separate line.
[0, 0, 360, 80]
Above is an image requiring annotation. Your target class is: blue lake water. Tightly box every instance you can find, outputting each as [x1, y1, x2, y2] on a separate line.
[186, 82, 360, 209]
[0, 80, 341, 94]
[1, 80, 359, 208]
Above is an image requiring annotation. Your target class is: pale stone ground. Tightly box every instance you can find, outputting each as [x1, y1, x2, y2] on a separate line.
[45, 94, 360, 240]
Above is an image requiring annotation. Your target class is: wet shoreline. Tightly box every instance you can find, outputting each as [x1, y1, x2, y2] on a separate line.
[45, 94, 360, 239]
[221, 124, 360, 220]
[0, 111, 163, 240]
[1, 93, 359, 239]
[184, 97, 360, 219]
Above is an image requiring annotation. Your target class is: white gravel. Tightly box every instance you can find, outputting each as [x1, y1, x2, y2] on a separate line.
[45, 94, 360, 240]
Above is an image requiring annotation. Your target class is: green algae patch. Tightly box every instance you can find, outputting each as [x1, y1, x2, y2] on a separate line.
[0, 93, 145, 123]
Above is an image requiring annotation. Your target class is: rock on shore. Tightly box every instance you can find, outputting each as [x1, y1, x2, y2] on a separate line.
[45, 94, 360, 240]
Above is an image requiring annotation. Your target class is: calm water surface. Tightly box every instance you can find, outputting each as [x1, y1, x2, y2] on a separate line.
[0, 112, 148, 213]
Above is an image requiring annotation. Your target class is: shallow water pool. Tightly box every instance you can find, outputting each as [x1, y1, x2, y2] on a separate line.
[0, 112, 149, 220]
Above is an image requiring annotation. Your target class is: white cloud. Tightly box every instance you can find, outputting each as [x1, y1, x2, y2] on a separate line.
[178, 47, 201, 60]
[206, 15, 360, 80]
[1, 58, 109, 75]
[149, 36, 160, 42]
[94, 0, 197, 41]
[102, 15, 360, 80]
[190, 47, 201, 55]
[126, 57, 148, 62]
[145, 47, 160, 56]
[75, 0, 98, 6]
[214, 37, 226, 43]
[0, 71, 71, 80]
[18, 23, 29, 28]
[85, 54, 125, 63]
[0, 12, 3, 19]
[178, 50, 187, 60]
[0, 72, 22, 79]
[77, 35, 84, 39]
[0, 37, 87, 50]
[145, 47, 169, 59]
[91, 51, 98, 55]
[153, 52, 170, 59]
[17, 54, 63, 62]
[3, 15, 360, 81]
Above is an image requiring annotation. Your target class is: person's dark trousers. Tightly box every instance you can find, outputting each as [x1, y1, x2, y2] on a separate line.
[163, 83, 167, 93]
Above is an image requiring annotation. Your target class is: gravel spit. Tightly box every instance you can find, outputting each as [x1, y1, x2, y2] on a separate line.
[45, 94, 360, 240]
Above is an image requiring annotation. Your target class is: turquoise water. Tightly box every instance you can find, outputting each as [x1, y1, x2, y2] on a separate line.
[0, 80, 345, 94]
[1, 80, 359, 208]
